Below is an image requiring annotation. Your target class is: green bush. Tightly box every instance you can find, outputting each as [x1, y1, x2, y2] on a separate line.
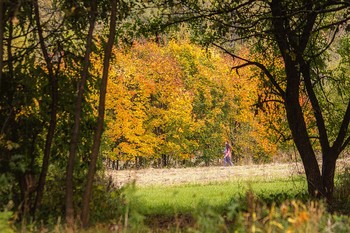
[0, 211, 15, 233]
[190, 202, 227, 233]
[89, 181, 148, 233]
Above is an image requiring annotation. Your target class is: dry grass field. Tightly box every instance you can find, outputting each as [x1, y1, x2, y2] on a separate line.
[106, 158, 350, 187]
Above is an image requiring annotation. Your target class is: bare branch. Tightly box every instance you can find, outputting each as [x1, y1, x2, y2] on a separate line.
[340, 135, 350, 152]
[302, 63, 331, 157]
[332, 99, 350, 154]
[309, 26, 339, 59]
[212, 42, 286, 99]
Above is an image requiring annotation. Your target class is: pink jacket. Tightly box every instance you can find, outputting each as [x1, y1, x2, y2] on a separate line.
[225, 147, 232, 158]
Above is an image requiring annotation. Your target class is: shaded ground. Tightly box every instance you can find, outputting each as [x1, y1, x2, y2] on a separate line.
[106, 158, 349, 187]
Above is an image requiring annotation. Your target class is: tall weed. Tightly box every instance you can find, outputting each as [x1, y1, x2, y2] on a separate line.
[187, 191, 350, 233]
[231, 191, 350, 233]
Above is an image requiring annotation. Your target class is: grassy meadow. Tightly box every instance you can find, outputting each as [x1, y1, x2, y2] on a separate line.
[93, 173, 347, 232]
[83, 163, 349, 232]
[135, 177, 308, 216]
[3, 170, 350, 232]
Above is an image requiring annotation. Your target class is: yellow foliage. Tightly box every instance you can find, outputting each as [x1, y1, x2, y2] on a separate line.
[99, 38, 283, 163]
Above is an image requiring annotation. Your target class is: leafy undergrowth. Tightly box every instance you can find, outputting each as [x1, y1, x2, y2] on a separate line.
[2, 175, 350, 232]
[141, 196, 350, 233]
[117, 175, 350, 232]
[94, 176, 350, 232]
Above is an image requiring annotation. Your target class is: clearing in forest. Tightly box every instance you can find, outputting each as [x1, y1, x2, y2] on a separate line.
[107, 159, 349, 187]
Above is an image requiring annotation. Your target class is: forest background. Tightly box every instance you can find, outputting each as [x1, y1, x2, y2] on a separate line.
[0, 0, 349, 231]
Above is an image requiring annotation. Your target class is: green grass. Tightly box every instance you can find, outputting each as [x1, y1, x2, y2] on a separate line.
[134, 176, 308, 216]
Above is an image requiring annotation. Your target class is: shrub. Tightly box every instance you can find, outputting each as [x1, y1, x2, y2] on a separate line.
[0, 211, 15, 233]
[90, 181, 149, 233]
[190, 202, 228, 233]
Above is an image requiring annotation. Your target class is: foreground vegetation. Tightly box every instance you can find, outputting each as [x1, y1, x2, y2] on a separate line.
[2, 172, 350, 232]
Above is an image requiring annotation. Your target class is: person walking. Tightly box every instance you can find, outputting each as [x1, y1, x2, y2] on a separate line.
[224, 141, 234, 166]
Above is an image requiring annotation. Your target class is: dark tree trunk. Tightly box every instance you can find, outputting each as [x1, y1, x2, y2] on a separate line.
[322, 154, 337, 201]
[135, 156, 142, 169]
[284, 95, 324, 197]
[323, 101, 350, 200]
[81, 0, 117, 227]
[32, 0, 58, 218]
[162, 154, 167, 167]
[284, 60, 324, 197]
[299, 60, 339, 200]
[271, 0, 326, 198]
[112, 160, 119, 170]
[0, 0, 4, 87]
[137, 156, 144, 168]
[65, 2, 97, 229]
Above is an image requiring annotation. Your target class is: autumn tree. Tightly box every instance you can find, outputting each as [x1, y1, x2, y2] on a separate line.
[105, 41, 197, 167]
[103, 38, 279, 167]
[152, 0, 350, 200]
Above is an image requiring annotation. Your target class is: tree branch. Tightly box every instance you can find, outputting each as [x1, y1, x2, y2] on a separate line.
[301, 61, 330, 154]
[332, 99, 350, 155]
[160, 0, 256, 30]
[299, 3, 317, 52]
[212, 42, 286, 99]
[340, 135, 350, 152]
[309, 25, 339, 59]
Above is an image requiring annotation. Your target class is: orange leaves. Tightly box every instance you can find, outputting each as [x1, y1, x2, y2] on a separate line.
[222, 46, 283, 160]
[101, 38, 284, 164]
[104, 40, 192, 160]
